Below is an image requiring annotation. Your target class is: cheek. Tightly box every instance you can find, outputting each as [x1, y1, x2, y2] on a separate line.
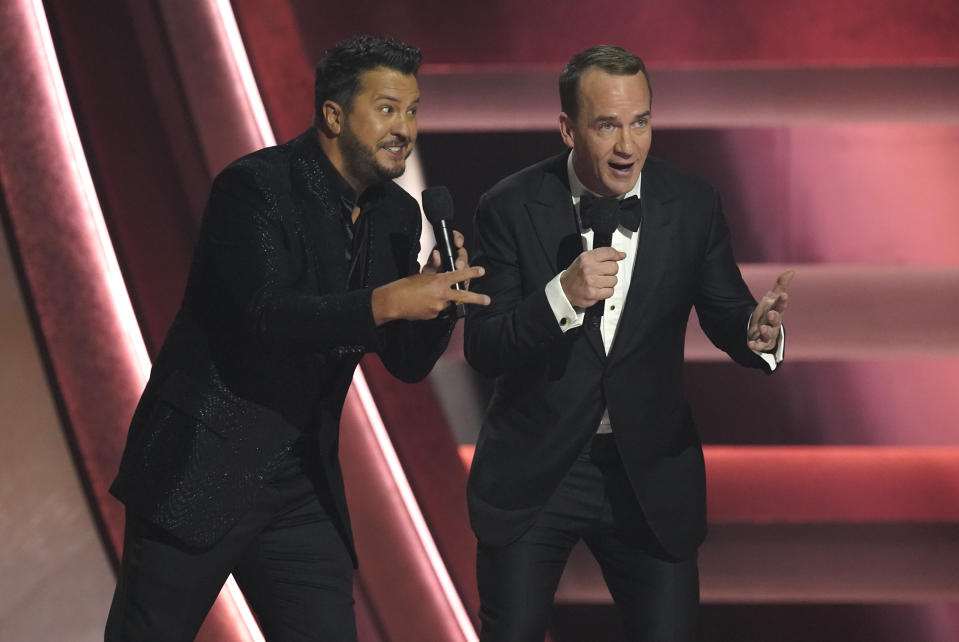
[355, 114, 383, 142]
[637, 131, 652, 151]
[584, 138, 613, 165]
[361, 119, 382, 140]
[596, 144, 619, 167]
[372, 127, 393, 149]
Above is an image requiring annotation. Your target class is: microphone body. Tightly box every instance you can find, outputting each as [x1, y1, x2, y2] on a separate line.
[421, 186, 465, 318]
[433, 218, 460, 277]
[583, 198, 620, 329]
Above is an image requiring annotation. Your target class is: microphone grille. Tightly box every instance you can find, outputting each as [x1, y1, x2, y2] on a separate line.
[421, 186, 454, 224]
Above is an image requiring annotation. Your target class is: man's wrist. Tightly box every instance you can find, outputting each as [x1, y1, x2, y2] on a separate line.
[371, 282, 398, 326]
[546, 271, 584, 331]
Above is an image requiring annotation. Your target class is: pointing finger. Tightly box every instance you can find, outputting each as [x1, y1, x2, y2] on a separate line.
[453, 291, 491, 307]
[444, 265, 485, 285]
[771, 269, 795, 295]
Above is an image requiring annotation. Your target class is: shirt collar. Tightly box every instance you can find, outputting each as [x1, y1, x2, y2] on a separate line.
[566, 152, 642, 210]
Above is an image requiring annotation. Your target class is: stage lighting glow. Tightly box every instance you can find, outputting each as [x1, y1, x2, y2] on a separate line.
[212, 0, 276, 146]
[352, 369, 479, 642]
[26, 0, 151, 383]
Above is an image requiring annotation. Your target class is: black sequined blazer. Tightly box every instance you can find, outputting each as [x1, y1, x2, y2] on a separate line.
[111, 129, 453, 556]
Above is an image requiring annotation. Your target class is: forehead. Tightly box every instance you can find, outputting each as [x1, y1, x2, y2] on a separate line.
[356, 67, 419, 99]
[577, 69, 649, 117]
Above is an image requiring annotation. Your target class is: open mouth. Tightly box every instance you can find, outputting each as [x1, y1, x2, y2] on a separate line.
[380, 142, 407, 158]
[608, 161, 634, 173]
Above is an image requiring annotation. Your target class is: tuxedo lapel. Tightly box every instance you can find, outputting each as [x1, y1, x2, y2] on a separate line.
[608, 164, 676, 364]
[526, 155, 581, 275]
[525, 153, 606, 362]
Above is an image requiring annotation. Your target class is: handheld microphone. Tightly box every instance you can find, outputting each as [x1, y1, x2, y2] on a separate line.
[584, 198, 620, 329]
[421, 186, 465, 318]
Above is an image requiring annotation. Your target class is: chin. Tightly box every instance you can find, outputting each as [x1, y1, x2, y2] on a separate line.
[379, 164, 406, 180]
[600, 181, 636, 196]
[599, 179, 634, 197]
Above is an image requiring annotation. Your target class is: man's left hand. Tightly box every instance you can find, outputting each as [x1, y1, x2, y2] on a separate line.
[747, 270, 794, 353]
[422, 230, 472, 289]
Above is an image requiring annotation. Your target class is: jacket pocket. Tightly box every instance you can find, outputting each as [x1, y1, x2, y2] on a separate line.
[112, 370, 298, 549]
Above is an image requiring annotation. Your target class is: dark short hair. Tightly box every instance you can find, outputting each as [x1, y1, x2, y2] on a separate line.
[559, 45, 650, 119]
[314, 35, 422, 115]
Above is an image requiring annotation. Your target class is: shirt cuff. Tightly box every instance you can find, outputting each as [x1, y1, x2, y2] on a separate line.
[751, 324, 785, 371]
[545, 271, 584, 332]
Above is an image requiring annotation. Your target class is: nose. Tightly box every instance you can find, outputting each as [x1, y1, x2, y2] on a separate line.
[613, 128, 634, 157]
[392, 111, 415, 142]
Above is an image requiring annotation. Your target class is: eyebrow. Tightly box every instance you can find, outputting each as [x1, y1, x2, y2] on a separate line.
[374, 94, 420, 105]
[593, 110, 651, 124]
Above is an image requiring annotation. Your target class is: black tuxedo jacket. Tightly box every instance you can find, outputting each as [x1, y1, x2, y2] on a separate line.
[111, 130, 452, 557]
[464, 152, 770, 558]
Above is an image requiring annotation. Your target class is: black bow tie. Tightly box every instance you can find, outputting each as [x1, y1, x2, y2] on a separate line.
[579, 193, 641, 233]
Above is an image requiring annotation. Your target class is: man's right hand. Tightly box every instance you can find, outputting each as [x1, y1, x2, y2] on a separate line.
[560, 247, 626, 309]
[372, 266, 490, 325]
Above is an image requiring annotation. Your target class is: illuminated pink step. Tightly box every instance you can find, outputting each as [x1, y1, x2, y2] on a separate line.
[459, 445, 959, 523]
[417, 67, 959, 131]
[443, 265, 959, 361]
[689, 264, 959, 360]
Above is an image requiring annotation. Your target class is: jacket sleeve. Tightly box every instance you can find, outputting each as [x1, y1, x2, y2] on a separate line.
[376, 202, 456, 383]
[463, 192, 567, 378]
[693, 189, 770, 370]
[197, 165, 381, 354]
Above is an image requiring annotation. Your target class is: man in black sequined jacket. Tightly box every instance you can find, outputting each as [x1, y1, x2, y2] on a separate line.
[105, 36, 488, 642]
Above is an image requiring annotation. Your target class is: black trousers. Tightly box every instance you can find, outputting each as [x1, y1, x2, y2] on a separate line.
[476, 435, 699, 642]
[105, 450, 356, 642]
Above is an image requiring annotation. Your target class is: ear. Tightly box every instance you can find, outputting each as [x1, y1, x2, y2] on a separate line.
[559, 112, 575, 149]
[321, 100, 344, 135]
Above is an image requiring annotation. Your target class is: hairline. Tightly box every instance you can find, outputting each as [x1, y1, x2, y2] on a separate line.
[560, 46, 651, 120]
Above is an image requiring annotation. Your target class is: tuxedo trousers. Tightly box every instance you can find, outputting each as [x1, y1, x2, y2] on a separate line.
[476, 434, 699, 642]
[105, 445, 356, 642]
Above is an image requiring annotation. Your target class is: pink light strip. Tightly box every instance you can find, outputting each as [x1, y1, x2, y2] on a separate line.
[14, 1, 262, 640]
[25, 0, 151, 383]
[352, 370, 479, 642]
[211, 0, 275, 146]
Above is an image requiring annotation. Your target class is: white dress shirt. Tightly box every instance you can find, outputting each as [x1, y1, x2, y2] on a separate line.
[543, 154, 783, 433]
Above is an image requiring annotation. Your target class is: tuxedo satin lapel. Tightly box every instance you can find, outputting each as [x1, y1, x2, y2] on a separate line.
[526, 158, 581, 275]
[608, 173, 675, 364]
[526, 155, 607, 362]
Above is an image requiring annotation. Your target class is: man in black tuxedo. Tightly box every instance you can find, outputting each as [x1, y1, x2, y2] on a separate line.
[105, 35, 488, 641]
[464, 45, 791, 641]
